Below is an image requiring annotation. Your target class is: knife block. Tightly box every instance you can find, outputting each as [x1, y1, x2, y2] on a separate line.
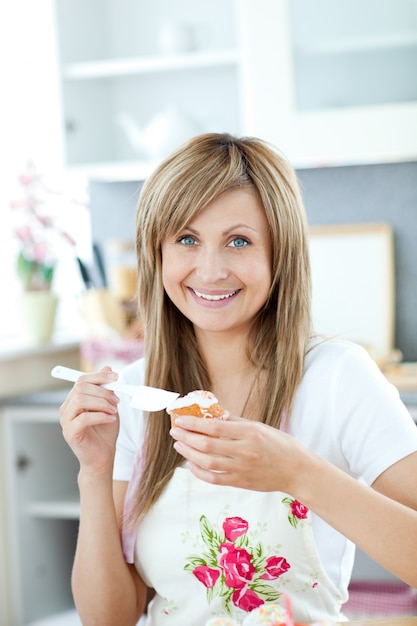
[80, 288, 126, 337]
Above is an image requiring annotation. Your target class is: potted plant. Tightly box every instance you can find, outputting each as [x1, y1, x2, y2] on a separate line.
[11, 163, 76, 342]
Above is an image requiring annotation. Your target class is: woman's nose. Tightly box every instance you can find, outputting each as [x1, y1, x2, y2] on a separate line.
[195, 247, 228, 282]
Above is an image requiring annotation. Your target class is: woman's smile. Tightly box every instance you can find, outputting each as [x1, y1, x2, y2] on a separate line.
[188, 287, 241, 305]
[161, 186, 272, 336]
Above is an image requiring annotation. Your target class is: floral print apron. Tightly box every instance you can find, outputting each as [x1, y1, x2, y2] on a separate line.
[124, 464, 345, 625]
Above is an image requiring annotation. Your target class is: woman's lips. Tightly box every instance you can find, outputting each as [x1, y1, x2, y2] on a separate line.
[188, 287, 240, 305]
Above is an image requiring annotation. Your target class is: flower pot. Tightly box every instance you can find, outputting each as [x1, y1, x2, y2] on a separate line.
[19, 291, 58, 344]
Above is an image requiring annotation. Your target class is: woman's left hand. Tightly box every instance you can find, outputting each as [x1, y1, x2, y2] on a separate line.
[170, 414, 307, 494]
[170, 414, 417, 590]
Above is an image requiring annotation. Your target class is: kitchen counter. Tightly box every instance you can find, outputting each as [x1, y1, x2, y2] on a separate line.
[0, 388, 71, 406]
[0, 331, 81, 399]
[0, 334, 416, 408]
[383, 362, 417, 392]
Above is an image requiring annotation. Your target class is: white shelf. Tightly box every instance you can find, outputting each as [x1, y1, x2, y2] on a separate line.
[67, 159, 159, 182]
[25, 499, 80, 520]
[296, 33, 417, 55]
[63, 49, 240, 80]
[55, 0, 242, 172]
[69, 149, 417, 181]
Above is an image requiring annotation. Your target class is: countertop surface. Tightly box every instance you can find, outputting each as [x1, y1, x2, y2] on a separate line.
[0, 332, 81, 399]
[0, 333, 416, 408]
[0, 330, 81, 361]
[0, 387, 71, 406]
[383, 362, 417, 393]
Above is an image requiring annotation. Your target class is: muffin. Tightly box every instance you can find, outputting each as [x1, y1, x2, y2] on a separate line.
[167, 390, 228, 427]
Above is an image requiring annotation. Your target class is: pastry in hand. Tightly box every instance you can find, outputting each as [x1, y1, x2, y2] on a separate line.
[167, 390, 228, 427]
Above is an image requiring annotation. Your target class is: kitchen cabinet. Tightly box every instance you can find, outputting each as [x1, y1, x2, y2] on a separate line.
[239, 0, 417, 166]
[53, 0, 243, 180]
[0, 397, 80, 625]
[53, 0, 417, 179]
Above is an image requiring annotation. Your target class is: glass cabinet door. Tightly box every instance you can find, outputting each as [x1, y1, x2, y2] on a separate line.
[239, 0, 417, 166]
[289, 0, 417, 112]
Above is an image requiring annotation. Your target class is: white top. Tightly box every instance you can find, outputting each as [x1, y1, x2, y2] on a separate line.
[113, 339, 417, 600]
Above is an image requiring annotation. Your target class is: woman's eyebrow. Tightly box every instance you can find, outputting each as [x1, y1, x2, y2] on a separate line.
[223, 223, 258, 235]
[183, 223, 258, 235]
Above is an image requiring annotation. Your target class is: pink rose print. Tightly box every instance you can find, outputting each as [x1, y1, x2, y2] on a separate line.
[219, 543, 256, 588]
[193, 565, 220, 588]
[290, 500, 308, 519]
[223, 516, 249, 542]
[232, 587, 265, 611]
[184, 514, 289, 614]
[282, 497, 309, 528]
[260, 556, 291, 580]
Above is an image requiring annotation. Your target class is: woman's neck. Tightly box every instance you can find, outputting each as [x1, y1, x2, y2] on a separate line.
[195, 328, 262, 418]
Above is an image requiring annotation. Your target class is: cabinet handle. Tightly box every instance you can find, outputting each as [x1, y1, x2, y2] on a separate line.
[16, 454, 31, 472]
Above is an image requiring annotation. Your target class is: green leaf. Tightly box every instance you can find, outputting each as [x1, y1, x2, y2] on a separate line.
[206, 576, 223, 604]
[254, 542, 264, 559]
[252, 555, 266, 571]
[236, 533, 250, 548]
[288, 515, 298, 529]
[219, 580, 233, 599]
[221, 589, 234, 615]
[206, 586, 216, 604]
[185, 555, 207, 568]
[199, 515, 211, 536]
[200, 515, 217, 549]
[184, 563, 194, 573]
[250, 582, 278, 594]
[206, 548, 221, 568]
[249, 583, 281, 602]
[16, 252, 54, 290]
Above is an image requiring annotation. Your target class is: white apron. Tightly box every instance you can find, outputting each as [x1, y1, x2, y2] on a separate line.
[124, 463, 345, 626]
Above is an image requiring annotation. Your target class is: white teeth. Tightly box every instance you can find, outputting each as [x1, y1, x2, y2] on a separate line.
[192, 289, 238, 301]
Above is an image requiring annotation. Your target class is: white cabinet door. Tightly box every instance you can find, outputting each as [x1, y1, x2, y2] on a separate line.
[239, 0, 417, 166]
[1, 407, 80, 625]
[54, 0, 244, 179]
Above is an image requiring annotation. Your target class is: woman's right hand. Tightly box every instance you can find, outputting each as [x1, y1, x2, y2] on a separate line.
[59, 366, 121, 475]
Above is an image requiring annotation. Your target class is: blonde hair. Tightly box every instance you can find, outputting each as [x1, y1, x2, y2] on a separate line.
[130, 133, 311, 522]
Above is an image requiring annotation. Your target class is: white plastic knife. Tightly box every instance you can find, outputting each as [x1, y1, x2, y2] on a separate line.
[51, 365, 179, 412]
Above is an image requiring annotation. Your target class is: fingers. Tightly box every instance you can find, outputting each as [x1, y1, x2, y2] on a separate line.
[61, 369, 119, 413]
[67, 384, 119, 416]
[59, 369, 121, 472]
[170, 416, 294, 491]
[170, 416, 260, 471]
[76, 366, 119, 386]
[170, 413, 243, 437]
[59, 369, 121, 444]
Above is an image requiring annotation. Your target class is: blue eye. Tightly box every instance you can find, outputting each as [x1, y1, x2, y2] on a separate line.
[178, 235, 196, 246]
[229, 237, 249, 248]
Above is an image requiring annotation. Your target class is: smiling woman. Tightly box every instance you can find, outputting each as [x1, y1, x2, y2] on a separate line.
[161, 187, 272, 336]
[59, 133, 417, 626]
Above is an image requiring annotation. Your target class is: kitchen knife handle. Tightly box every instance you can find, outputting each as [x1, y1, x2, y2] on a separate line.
[51, 365, 135, 396]
[51, 365, 84, 383]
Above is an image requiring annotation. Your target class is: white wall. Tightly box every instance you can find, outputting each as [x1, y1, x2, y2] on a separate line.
[0, 0, 87, 342]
